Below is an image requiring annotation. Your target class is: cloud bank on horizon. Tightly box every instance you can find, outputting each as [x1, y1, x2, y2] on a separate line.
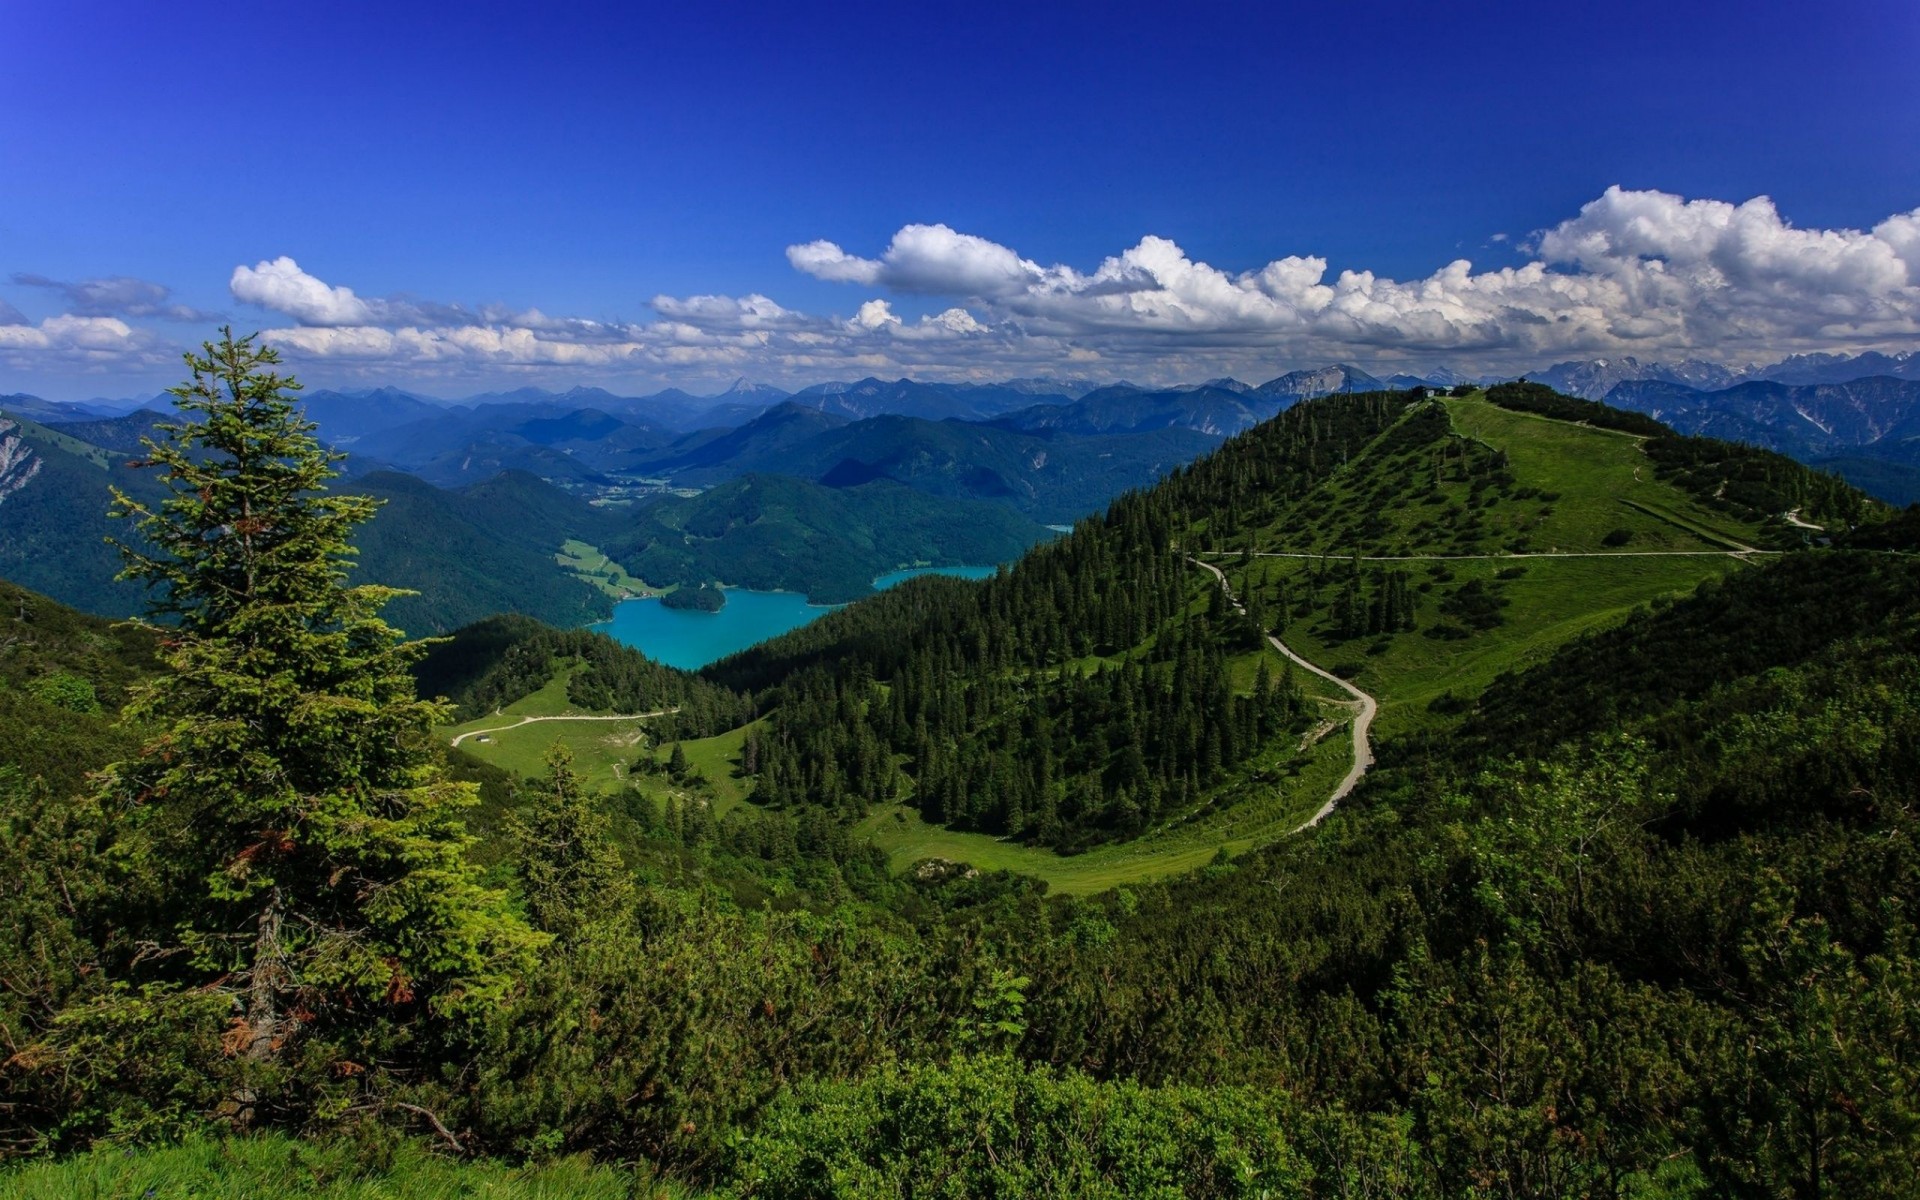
[7, 186, 1920, 390]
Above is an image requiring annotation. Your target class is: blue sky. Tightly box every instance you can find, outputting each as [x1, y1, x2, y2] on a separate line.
[4, 0, 1918, 398]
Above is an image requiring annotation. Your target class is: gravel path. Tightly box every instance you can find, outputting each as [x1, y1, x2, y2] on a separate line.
[1188, 556, 1376, 830]
[450, 709, 676, 747]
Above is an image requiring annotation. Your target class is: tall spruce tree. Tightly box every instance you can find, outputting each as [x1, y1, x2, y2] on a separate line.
[99, 330, 542, 1114]
[509, 745, 632, 941]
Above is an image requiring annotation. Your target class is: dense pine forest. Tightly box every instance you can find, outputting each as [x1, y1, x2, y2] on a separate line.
[3, 334, 1919, 1197]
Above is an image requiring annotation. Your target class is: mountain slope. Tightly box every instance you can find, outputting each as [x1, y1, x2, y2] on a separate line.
[1603, 375, 1920, 463]
[705, 385, 1884, 882]
[603, 473, 1048, 603]
[632, 401, 852, 476]
[349, 470, 617, 635]
[346, 400, 676, 483]
[637, 411, 1216, 523]
[991, 384, 1278, 437]
[0, 575, 157, 794]
[0, 415, 165, 617]
[42, 408, 171, 454]
[299, 386, 448, 445]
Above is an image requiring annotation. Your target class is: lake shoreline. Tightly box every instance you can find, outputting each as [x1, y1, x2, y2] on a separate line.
[593, 564, 999, 670]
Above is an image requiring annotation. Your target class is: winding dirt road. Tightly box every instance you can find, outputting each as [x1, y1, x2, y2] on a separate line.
[1187, 556, 1376, 830]
[450, 709, 676, 747]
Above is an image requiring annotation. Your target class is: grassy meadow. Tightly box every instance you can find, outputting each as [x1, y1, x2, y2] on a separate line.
[1230, 552, 1747, 735]
[555, 538, 658, 599]
[855, 722, 1354, 895]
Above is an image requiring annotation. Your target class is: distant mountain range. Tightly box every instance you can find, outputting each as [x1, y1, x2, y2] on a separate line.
[784, 377, 1042, 422]
[1523, 350, 1920, 400]
[13, 345, 1919, 426]
[9, 345, 1920, 629]
[1600, 375, 1920, 505]
[1253, 363, 1385, 399]
[6, 342, 1920, 643]
[635, 405, 1218, 524]
[602, 473, 1047, 604]
[0, 402, 1057, 632]
[991, 385, 1276, 438]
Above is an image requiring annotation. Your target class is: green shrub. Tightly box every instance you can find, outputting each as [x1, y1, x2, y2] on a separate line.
[24, 672, 99, 714]
[726, 1054, 1307, 1199]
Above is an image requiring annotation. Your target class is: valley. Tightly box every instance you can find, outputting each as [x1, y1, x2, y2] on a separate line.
[415, 384, 1837, 896]
[4, 363, 1918, 1195]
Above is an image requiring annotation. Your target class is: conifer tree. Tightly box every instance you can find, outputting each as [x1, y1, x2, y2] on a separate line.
[509, 745, 632, 941]
[99, 330, 541, 1109]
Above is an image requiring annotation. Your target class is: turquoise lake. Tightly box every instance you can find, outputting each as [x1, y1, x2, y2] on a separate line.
[596, 565, 998, 670]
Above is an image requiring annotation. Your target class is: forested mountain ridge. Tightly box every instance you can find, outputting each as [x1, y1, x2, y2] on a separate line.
[630, 408, 1220, 524]
[602, 473, 1049, 604]
[5, 363, 1919, 1195]
[706, 384, 1885, 867]
[0, 405, 1056, 627]
[0, 413, 166, 617]
[350, 470, 621, 634]
[0, 404, 621, 631]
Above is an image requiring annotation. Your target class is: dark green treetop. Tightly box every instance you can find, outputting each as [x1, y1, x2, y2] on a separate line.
[508, 744, 633, 941]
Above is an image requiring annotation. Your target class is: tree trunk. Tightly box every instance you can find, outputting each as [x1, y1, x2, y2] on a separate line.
[247, 887, 289, 1062]
[228, 887, 288, 1129]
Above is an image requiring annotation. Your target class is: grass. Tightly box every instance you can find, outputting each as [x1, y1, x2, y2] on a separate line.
[1234, 553, 1742, 737]
[854, 724, 1353, 896]
[0, 1135, 707, 1200]
[1441, 395, 1762, 551]
[444, 669, 668, 793]
[634, 721, 760, 818]
[555, 539, 659, 599]
[443, 668, 759, 816]
[1203, 394, 1762, 736]
[1240, 395, 1764, 560]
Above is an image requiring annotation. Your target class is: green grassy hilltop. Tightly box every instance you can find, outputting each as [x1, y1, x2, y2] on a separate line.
[696, 386, 1865, 889]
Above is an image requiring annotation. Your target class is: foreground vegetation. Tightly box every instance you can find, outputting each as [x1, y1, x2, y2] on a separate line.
[4, 338, 1917, 1195]
[0, 1135, 675, 1199]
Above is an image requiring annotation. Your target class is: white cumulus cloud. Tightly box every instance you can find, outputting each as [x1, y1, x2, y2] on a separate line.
[0, 313, 169, 374]
[790, 187, 1920, 367]
[231, 257, 380, 326]
[202, 187, 1920, 389]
